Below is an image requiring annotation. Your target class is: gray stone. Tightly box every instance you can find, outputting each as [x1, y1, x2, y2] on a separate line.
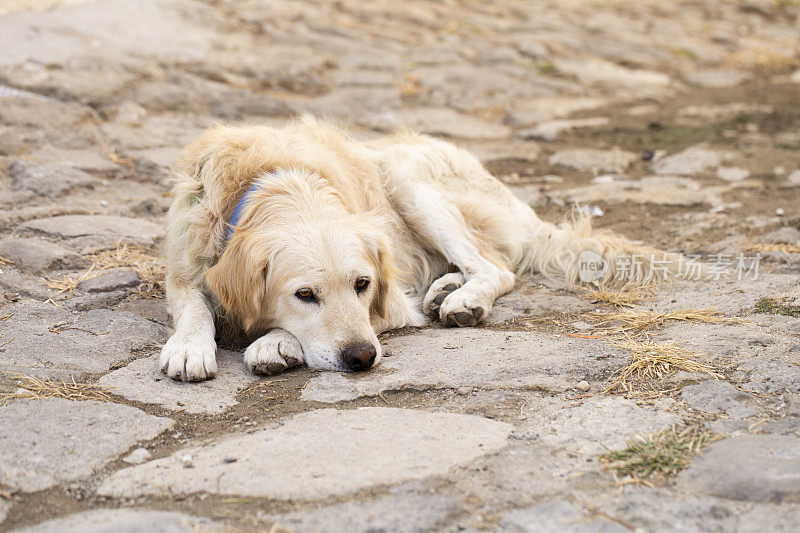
[499, 500, 628, 533]
[10, 163, 100, 198]
[717, 166, 750, 182]
[549, 149, 638, 173]
[469, 140, 541, 164]
[764, 227, 800, 245]
[784, 169, 800, 188]
[77, 269, 141, 293]
[0, 238, 84, 273]
[265, 494, 462, 533]
[685, 69, 751, 88]
[0, 300, 168, 379]
[554, 58, 671, 91]
[515, 396, 680, 455]
[679, 435, 800, 502]
[681, 381, 760, 419]
[301, 329, 611, 403]
[679, 103, 773, 121]
[651, 147, 729, 176]
[18, 215, 163, 251]
[505, 97, 607, 127]
[122, 447, 152, 465]
[13, 509, 220, 533]
[373, 108, 511, 140]
[0, 0, 218, 67]
[98, 408, 512, 499]
[519, 117, 609, 142]
[99, 351, 259, 414]
[0, 398, 173, 492]
[552, 176, 720, 207]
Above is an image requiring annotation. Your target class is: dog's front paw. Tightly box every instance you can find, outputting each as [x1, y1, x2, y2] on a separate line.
[244, 329, 304, 375]
[423, 272, 466, 318]
[439, 288, 489, 328]
[159, 334, 217, 382]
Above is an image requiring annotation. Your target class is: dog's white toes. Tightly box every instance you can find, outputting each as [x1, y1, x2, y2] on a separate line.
[159, 335, 217, 382]
[244, 329, 304, 376]
[423, 272, 466, 317]
[439, 288, 491, 328]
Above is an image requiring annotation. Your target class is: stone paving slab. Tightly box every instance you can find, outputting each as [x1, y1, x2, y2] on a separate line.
[98, 408, 512, 500]
[0, 300, 167, 379]
[678, 435, 800, 503]
[0, 237, 86, 273]
[17, 215, 163, 252]
[264, 494, 462, 533]
[0, 0, 218, 67]
[514, 396, 681, 456]
[301, 328, 610, 403]
[12, 509, 221, 533]
[99, 350, 259, 414]
[0, 398, 174, 492]
[499, 499, 628, 533]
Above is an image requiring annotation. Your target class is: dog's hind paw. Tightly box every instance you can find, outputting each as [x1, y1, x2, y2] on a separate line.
[245, 329, 305, 375]
[159, 334, 218, 381]
[423, 272, 466, 318]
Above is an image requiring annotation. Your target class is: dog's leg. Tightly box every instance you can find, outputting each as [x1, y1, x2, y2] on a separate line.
[159, 277, 217, 381]
[244, 328, 305, 375]
[399, 186, 515, 327]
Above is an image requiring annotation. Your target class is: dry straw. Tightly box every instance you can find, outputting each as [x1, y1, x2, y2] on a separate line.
[585, 282, 656, 308]
[86, 243, 165, 298]
[603, 338, 722, 395]
[742, 241, 800, 258]
[0, 372, 115, 405]
[591, 307, 748, 336]
[44, 243, 165, 299]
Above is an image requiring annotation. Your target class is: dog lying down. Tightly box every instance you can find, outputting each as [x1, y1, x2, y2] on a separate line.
[160, 116, 683, 381]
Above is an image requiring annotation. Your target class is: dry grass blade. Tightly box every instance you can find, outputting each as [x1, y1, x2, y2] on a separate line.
[0, 372, 115, 405]
[585, 282, 656, 308]
[86, 243, 166, 298]
[0, 254, 11, 266]
[44, 264, 100, 295]
[591, 307, 747, 336]
[743, 240, 800, 257]
[600, 424, 721, 483]
[604, 338, 722, 394]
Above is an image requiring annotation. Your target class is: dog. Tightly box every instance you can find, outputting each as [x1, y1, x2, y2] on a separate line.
[159, 116, 677, 381]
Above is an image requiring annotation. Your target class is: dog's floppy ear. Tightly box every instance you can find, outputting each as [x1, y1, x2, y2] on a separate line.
[356, 214, 396, 320]
[205, 231, 266, 331]
[372, 240, 393, 320]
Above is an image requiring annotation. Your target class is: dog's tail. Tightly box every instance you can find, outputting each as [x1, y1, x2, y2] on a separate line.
[512, 211, 702, 286]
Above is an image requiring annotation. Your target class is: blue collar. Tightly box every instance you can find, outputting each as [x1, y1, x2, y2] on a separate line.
[227, 181, 263, 242]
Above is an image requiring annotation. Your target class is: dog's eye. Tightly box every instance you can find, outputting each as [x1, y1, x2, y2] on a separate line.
[354, 277, 370, 293]
[295, 288, 317, 302]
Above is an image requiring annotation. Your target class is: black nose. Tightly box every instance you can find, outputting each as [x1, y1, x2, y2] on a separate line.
[340, 343, 377, 372]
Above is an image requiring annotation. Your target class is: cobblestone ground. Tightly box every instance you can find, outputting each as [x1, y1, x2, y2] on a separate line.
[1, 1, 800, 531]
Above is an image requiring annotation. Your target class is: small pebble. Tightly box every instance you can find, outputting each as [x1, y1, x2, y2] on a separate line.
[181, 454, 194, 468]
[575, 381, 591, 392]
[222, 457, 238, 464]
[641, 149, 654, 161]
[122, 447, 152, 465]
[456, 387, 472, 396]
[776, 208, 785, 216]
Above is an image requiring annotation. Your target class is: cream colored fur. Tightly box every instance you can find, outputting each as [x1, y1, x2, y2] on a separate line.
[160, 116, 679, 381]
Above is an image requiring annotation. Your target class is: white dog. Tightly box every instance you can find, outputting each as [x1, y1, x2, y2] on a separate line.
[159, 116, 675, 381]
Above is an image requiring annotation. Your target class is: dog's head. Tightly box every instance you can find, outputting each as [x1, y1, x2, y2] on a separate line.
[205, 171, 393, 372]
